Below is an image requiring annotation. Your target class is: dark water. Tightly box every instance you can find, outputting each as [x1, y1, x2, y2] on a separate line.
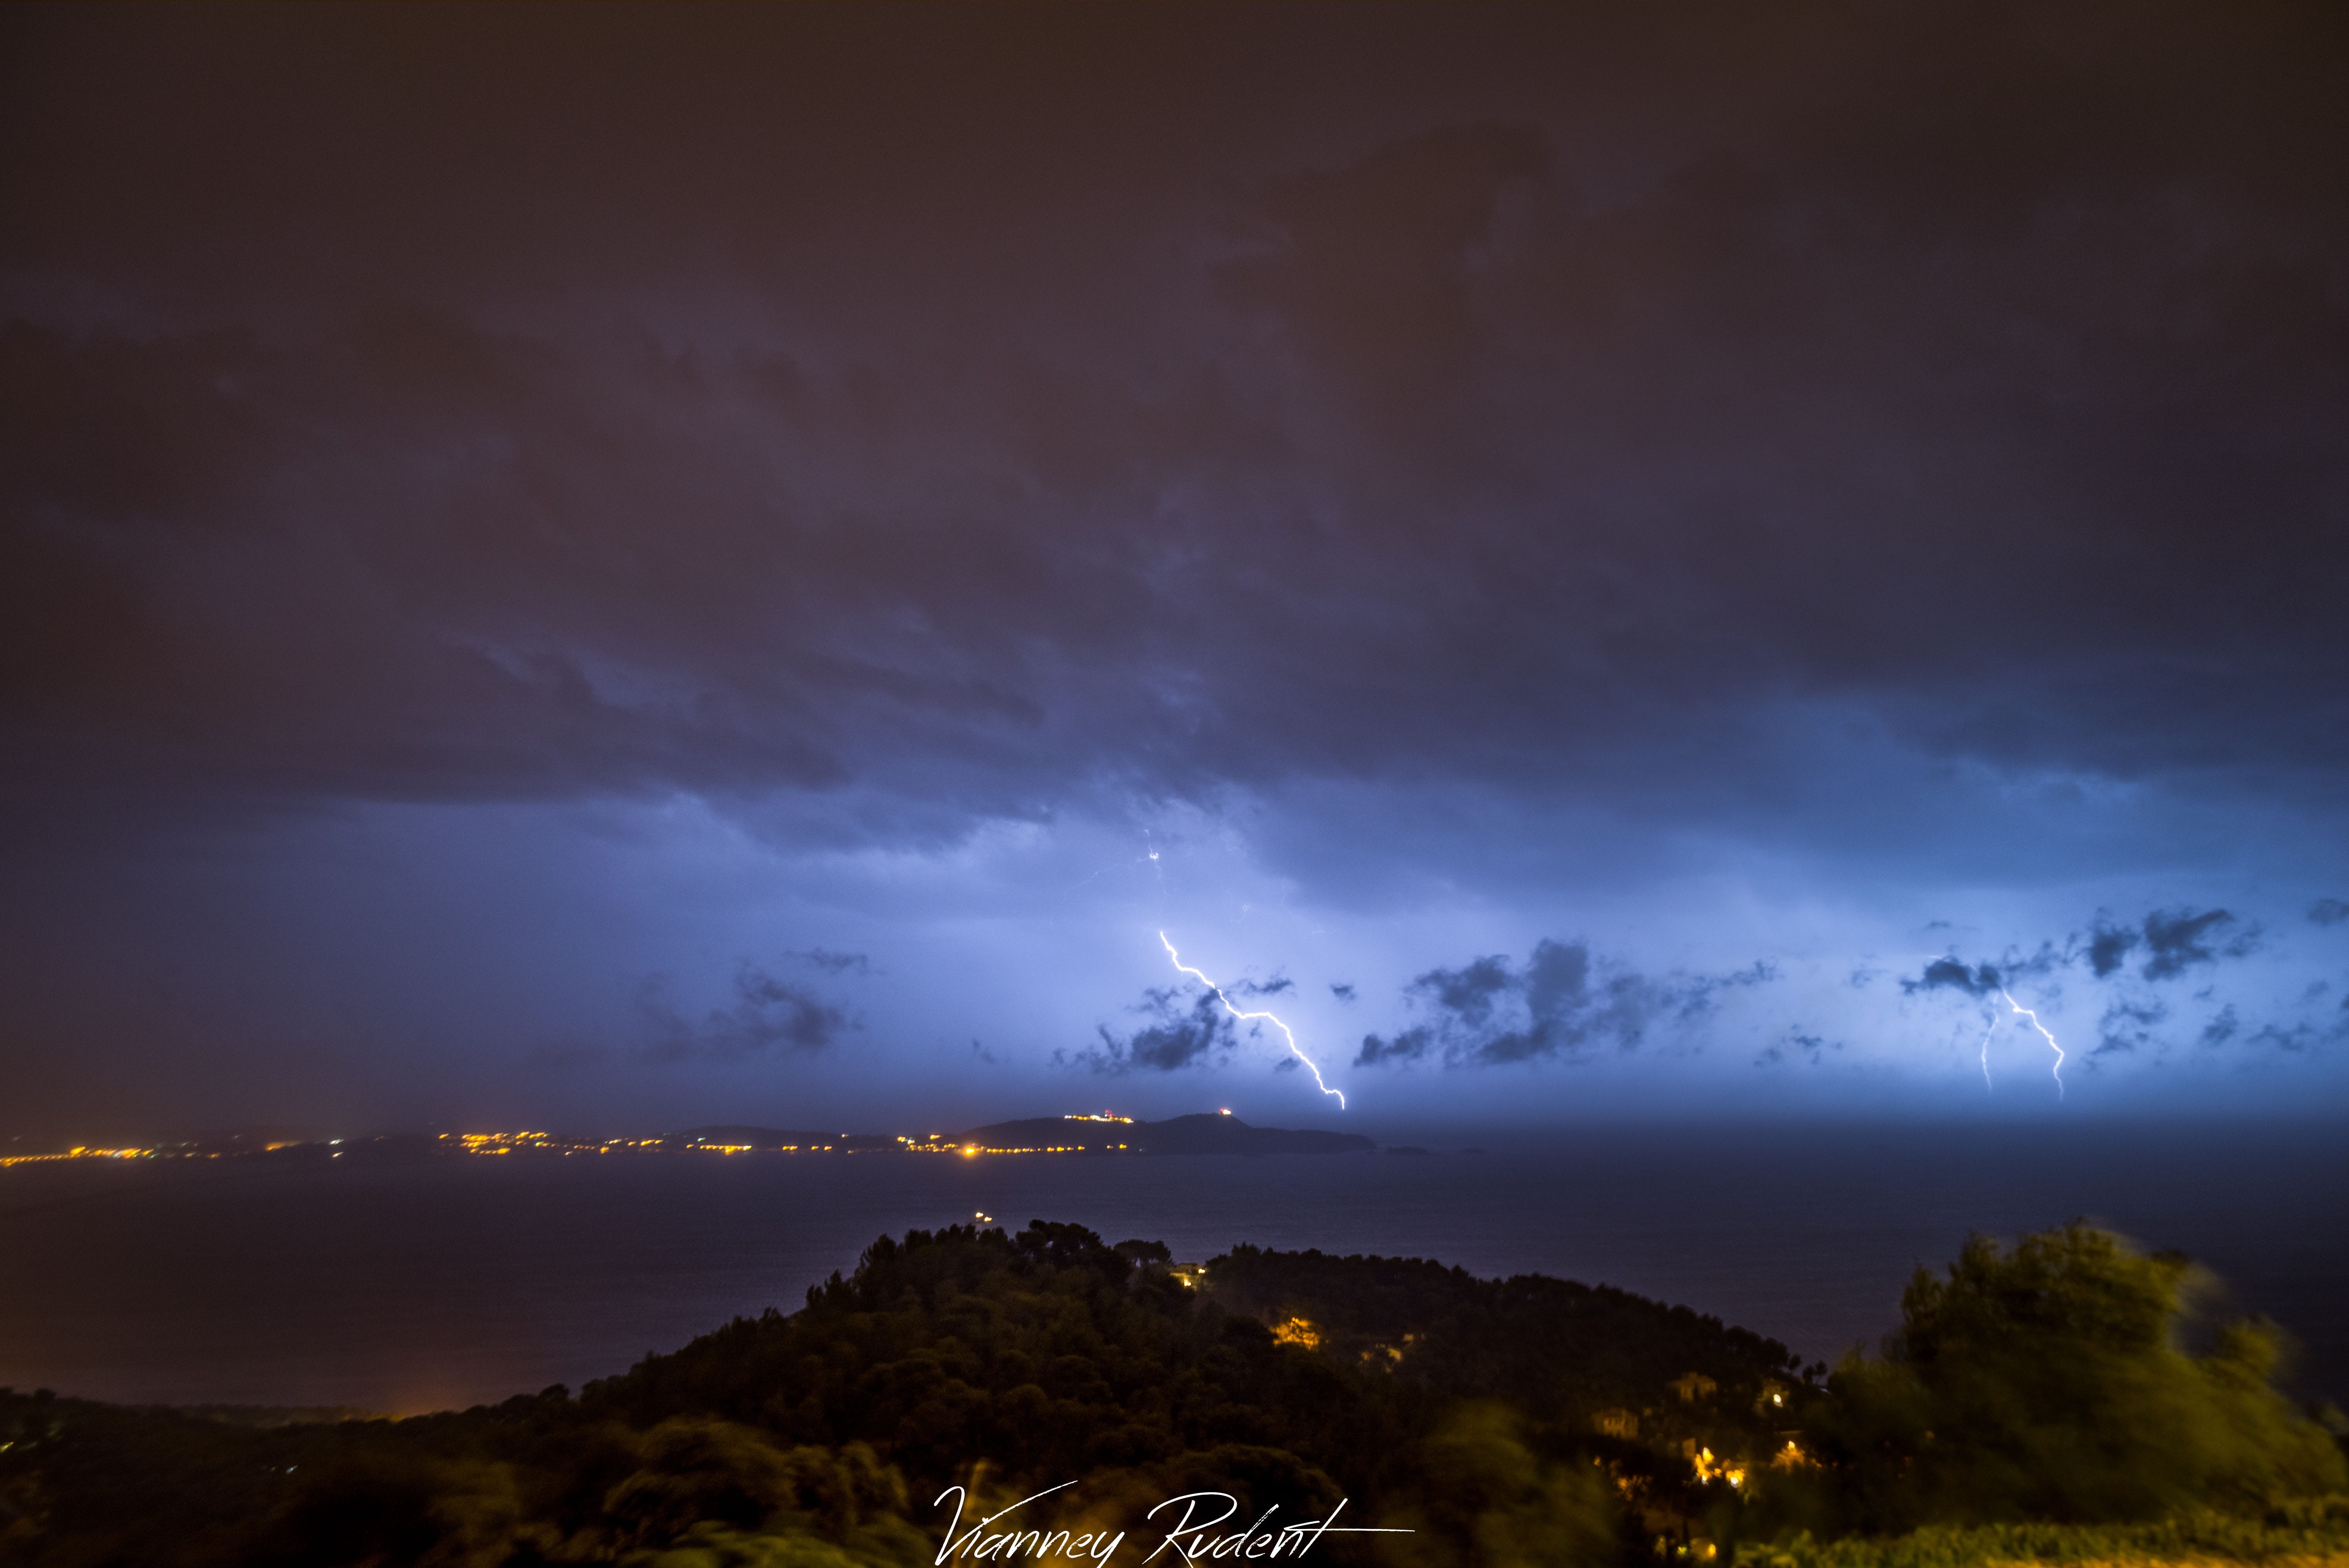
[2, 1121, 2342, 1415]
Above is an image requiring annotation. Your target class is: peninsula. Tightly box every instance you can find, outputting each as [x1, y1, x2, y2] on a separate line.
[2, 1112, 1376, 1166]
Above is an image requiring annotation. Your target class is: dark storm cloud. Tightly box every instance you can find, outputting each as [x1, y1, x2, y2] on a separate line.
[1063, 986, 1238, 1075]
[2238, 1010, 2349, 1053]
[1328, 983, 1357, 1003]
[1895, 898, 2344, 1065]
[2308, 899, 2349, 928]
[1354, 940, 1775, 1069]
[2083, 962, 2338, 1059]
[3, 6, 2346, 850]
[1064, 967, 1304, 1075]
[2128, 908, 2255, 981]
[636, 964, 851, 1062]
[1902, 939, 2066, 998]
[2087, 923, 2140, 980]
[2097, 998, 2168, 1057]
[2200, 976, 2349, 1055]
[1756, 1030, 1838, 1069]
[5, 9, 2349, 1124]
[1907, 907, 2253, 998]
[1234, 975, 1295, 999]
[1906, 959, 2005, 999]
[1899, 902, 2320, 1065]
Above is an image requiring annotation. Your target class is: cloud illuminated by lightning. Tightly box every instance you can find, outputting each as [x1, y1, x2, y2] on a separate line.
[1069, 829, 1166, 893]
[1999, 987, 2065, 1099]
[1159, 932, 1345, 1109]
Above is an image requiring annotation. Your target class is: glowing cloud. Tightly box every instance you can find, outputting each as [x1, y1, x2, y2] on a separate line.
[1159, 932, 1346, 1109]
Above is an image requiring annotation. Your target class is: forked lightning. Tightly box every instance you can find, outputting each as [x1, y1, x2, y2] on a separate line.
[1999, 987, 2066, 1099]
[1159, 932, 1346, 1109]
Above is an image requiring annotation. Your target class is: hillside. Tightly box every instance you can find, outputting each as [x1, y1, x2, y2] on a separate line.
[956, 1112, 1374, 1156]
[2, 1221, 2339, 1566]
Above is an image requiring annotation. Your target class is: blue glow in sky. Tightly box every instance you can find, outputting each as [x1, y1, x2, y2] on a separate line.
[3, 9, 2345, 1134]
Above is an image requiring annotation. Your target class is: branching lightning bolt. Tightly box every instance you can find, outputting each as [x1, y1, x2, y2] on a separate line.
[1159, 932, 1345, 1110]
[1999, 988, 2064, 1099]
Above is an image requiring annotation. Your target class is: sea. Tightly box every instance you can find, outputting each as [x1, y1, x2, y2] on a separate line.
[2, 1119, 2342, 1417]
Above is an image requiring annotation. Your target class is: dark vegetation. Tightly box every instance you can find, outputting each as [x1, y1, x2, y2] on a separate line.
[1, 1222, 2341, 1566]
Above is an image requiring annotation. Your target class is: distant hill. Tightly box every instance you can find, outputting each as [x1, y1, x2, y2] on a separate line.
[955, 1112, 1372, 1156]
[943, 1117, 1134, 1152]
[655, 1116, 1374, 1156]
[168, 1403, 389, 1428]
[667, 1126, 896, 1151]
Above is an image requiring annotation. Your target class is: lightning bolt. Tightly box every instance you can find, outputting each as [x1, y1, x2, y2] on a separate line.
[1999, 987, 2064, 1099]
[1159, 932, 1345, 1110]
[1978, 1016, 1997, 1091]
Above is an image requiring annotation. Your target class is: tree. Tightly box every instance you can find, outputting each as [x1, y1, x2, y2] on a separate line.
[1377, 1405, 1619, 1568]
[1807, 1222, 2345, 1528]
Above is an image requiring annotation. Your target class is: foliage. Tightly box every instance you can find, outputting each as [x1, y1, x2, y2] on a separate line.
[1371, 1404, 1620, 1568]
[1201, 1245, 1808, 1429]
[581, 1222, 1397, 1500]
[1, 1219, 2340, 1566]
[1745, 1500, 2349, 1568]
[1798, 1223, 2347, 1531]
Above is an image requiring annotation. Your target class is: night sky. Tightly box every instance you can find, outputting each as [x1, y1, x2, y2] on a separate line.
[5, 6, 2346, 1138]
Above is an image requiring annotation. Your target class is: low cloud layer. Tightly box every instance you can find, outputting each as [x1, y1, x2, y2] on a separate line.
[2090, 910, 2257, 982]
[1065, 987, 1236, 1075]
[1066, 974, 1303, 1076]
[1355, 941, 1775, 1069]
[1897, 904, 2346, 1065]
[636, 958, 861, 1062]
[1905, 907, 2256, 998]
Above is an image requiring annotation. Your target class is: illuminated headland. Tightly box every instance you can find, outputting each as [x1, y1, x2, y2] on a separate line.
[0, 1110, 1373, 1167]
[0, 1133, 323, 1168]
